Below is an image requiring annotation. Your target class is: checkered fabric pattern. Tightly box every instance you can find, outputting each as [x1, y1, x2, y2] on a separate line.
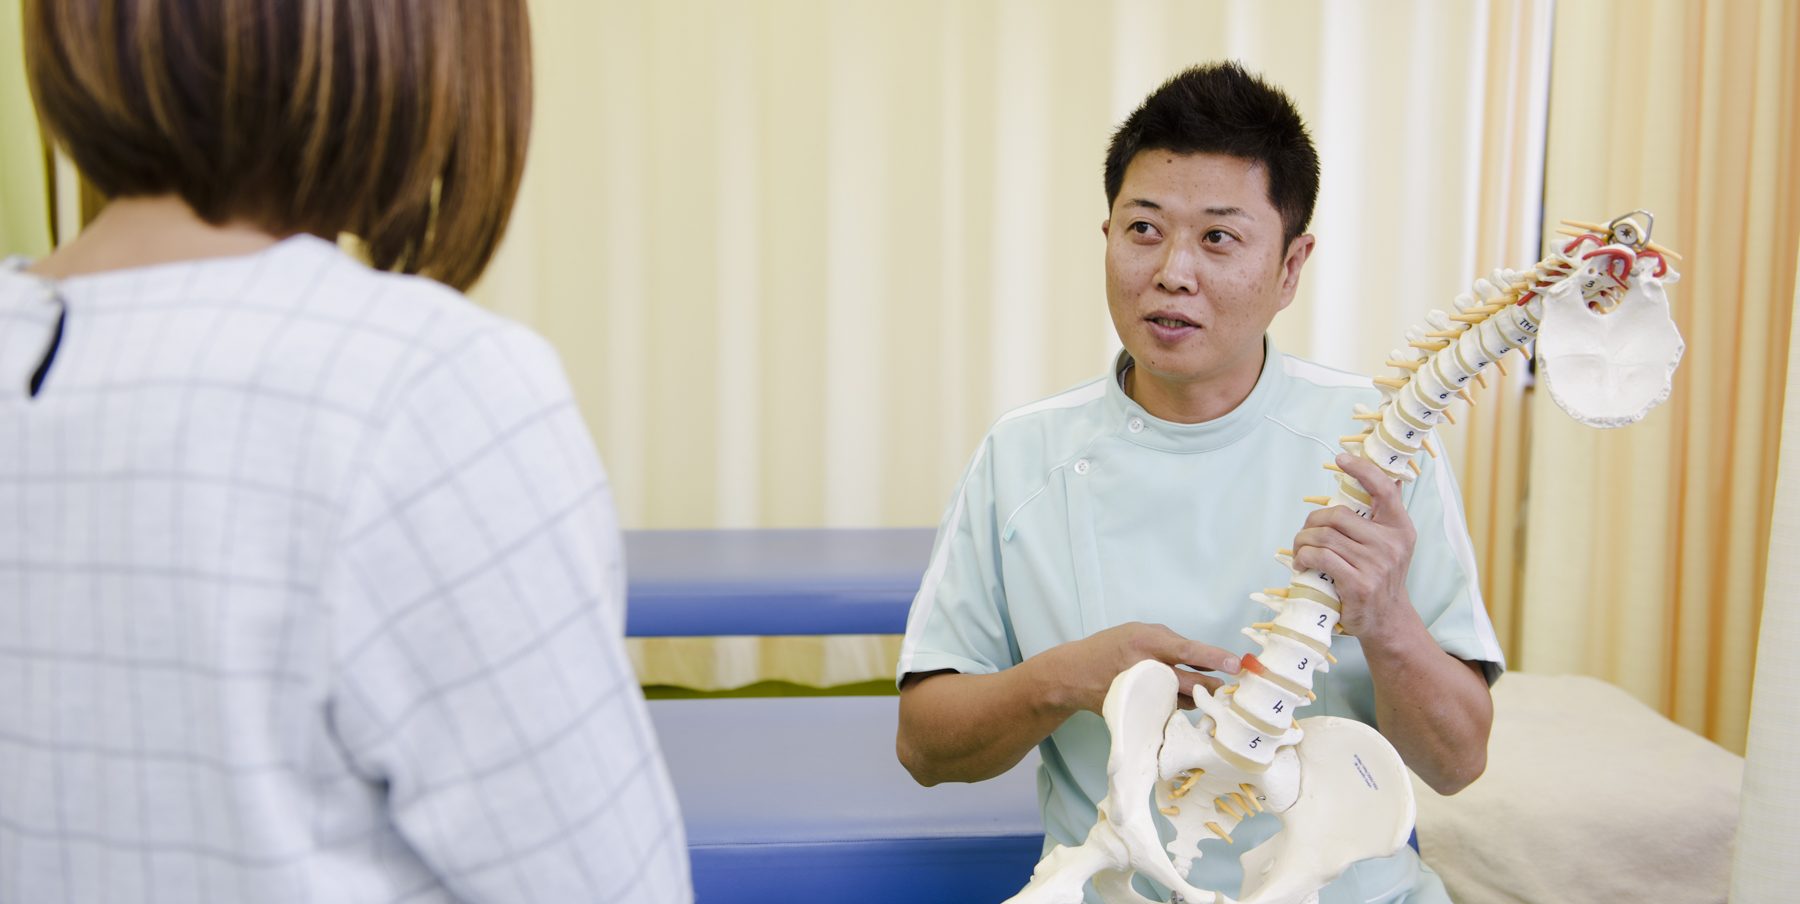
[0, 237, 691, 903]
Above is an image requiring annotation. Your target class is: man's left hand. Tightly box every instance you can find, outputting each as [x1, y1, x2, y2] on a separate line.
[1290, 452, 1421, 644]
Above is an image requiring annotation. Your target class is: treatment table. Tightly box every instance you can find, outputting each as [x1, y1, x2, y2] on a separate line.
[627, 529, 1045, 902]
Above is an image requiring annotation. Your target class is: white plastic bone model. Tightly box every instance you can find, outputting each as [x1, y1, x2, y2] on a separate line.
[1006, 211, 1685, 904]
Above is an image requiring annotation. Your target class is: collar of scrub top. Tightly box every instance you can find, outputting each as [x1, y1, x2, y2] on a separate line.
[1108, 333, 1285, 454]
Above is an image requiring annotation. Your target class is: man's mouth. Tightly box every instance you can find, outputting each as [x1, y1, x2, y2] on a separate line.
[1147, 313, 1199, 329]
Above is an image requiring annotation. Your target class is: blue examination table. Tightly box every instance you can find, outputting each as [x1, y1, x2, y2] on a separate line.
[627, 529, 1045, 903]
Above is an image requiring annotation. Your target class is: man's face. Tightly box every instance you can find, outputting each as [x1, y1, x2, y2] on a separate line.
[1103, 151, 1313, 399]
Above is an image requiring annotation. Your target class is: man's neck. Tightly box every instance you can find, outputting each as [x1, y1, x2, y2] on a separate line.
[1124, 348, 1265, 425]
[27, 195, 285, 281]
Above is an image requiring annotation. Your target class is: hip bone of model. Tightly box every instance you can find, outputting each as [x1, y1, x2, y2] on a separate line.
[1006, 211, 1685, 904]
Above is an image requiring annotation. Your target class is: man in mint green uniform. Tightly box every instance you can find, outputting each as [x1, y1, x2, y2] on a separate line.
[896, 63, 1503, 904]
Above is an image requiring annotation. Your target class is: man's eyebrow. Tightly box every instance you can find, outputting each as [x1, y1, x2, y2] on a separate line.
[1122, 199, 1252, 219]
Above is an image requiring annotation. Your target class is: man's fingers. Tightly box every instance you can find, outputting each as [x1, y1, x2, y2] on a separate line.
[1298, 506, 1383, 546]
[1337, 453, 1405, 524]
[1301, 505, 1389, 554]
[1292, 526, 1373, 573]
[1180, 642, 1240, 675]
[1178, 670, 1224, 695]
[1137, 624, 1240, 674]
[1292, 543, 1356, 585]
[1175, 669, 1223, 707]
[1130, 626, 1231, 673]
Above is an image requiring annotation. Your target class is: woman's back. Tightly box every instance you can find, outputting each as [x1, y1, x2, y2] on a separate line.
[0, 236, 689, 902]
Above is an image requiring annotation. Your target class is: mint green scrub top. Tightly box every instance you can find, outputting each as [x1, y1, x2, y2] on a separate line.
[898, 338, 1504, 903]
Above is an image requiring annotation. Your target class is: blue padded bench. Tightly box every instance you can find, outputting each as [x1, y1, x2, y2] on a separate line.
[626, 529, 1044, 903]
[626, 528, 938, 637]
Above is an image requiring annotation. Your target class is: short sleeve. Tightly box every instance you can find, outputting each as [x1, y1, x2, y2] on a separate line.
[1399, 434, 1507, 686]
[896, 437, 1018, 685]
[320, 324, 692, 903]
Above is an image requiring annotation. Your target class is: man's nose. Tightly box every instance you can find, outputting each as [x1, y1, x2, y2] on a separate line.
[1154, 242, 1200, 295]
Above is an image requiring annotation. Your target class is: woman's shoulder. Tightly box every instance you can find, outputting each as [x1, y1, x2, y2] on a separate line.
[163, 234, 568, 427]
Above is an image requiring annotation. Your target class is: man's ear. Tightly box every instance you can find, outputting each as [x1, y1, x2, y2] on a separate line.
[1101, 219, 1112, 239]
[1276, 233, 1316, 311]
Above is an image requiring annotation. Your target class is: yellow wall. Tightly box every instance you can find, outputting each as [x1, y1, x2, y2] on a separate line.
[470, 0, 1548, 533]
[0, 0, 50, 256]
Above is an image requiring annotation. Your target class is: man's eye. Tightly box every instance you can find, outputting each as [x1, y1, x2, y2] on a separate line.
[1130, 222, 1158, 237]
[1203, 229, 1233, 244]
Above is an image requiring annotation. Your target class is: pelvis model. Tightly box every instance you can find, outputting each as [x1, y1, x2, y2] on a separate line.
[1005, 212, 1685, 904]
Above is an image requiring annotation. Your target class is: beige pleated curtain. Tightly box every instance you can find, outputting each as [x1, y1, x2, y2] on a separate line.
[1524, 0, 1800, 754]
[6, 0, 1798, 752]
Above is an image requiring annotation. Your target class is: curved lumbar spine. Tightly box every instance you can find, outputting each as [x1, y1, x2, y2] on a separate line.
[1005, 212, 1685, 904]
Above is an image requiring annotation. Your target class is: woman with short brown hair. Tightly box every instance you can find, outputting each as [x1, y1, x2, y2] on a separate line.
[1, 2, 692, 901]
[24, 0, 528, 290]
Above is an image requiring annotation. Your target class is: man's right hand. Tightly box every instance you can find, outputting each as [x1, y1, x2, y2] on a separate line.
[897, 623, 1239, 786]
[1051, 622, 1241, 715]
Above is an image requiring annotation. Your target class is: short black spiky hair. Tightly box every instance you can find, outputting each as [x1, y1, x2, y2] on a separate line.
[1104, 62, 1320, 246]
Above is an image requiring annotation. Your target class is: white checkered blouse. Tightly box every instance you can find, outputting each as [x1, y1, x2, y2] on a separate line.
[0, 236, 691, 902]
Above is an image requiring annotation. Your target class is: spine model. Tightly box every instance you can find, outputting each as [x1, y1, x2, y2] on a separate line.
[1167, 216, 1679, 840]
